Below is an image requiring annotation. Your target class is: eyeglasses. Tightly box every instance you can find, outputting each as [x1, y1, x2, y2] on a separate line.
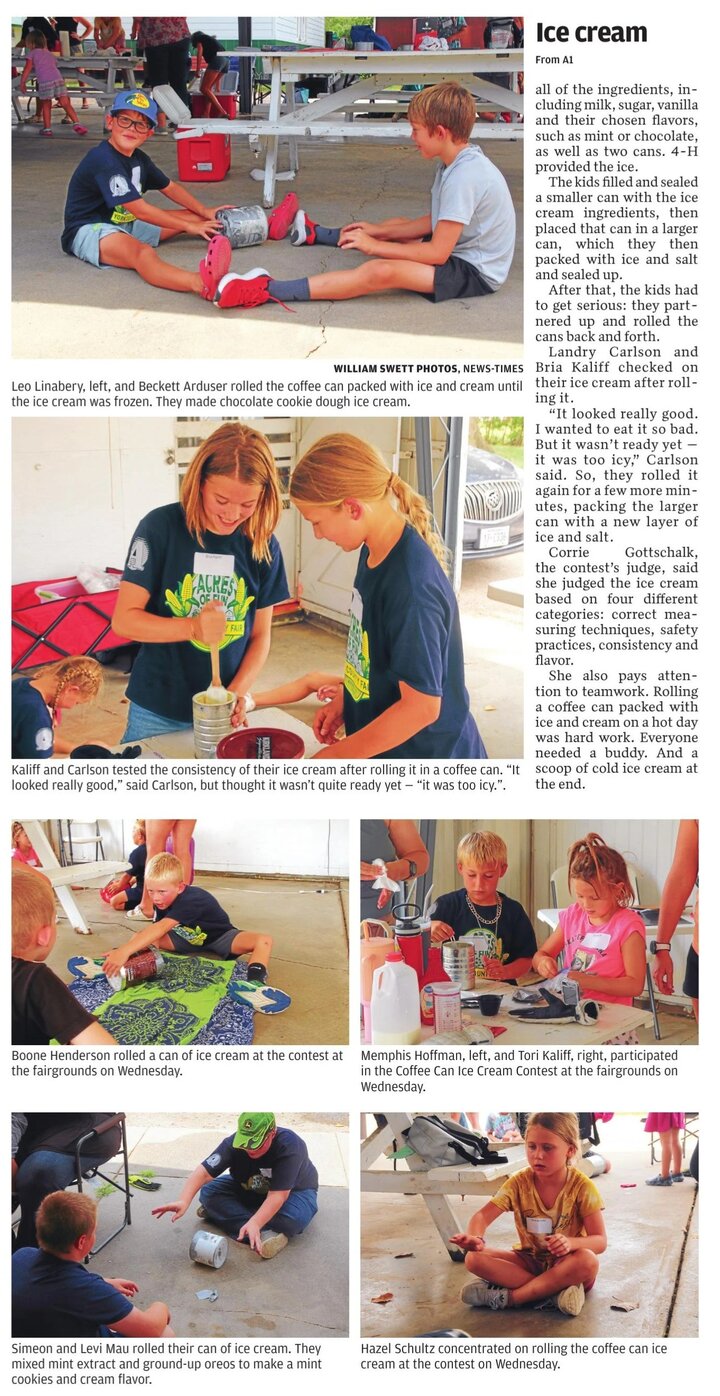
[113, 113, 152, 132]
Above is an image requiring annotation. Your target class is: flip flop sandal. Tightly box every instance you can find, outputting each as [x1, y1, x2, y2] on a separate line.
[267, 192, 299, 240]
[199, 233, 232, 300]
[128, 1175, 161, 1191]
[126, 906, 154, 921]
[228, 979, 291, 1014]
[67, 956, 107, 981]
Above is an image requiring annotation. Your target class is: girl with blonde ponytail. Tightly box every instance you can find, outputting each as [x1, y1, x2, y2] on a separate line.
[289, 433, 484, 759]
[112, 422, 290, 742]
[12, 656, 104, 758]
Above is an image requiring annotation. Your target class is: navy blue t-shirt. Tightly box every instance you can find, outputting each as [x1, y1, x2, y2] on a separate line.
[155, 885, 234, 948]
[201, 1128, 318, 1193]
[12, 677, 54, 759]
[62, 140, 171, 253]
[121, 503, 290, 722]
[127, 843, 147, 887]
[343, 526, 484, 759]
[432, 890, 536, 978]
[12, 1249, 133, 1338]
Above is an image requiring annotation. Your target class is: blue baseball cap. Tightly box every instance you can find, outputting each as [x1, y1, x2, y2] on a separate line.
[110, 90, 159, 127]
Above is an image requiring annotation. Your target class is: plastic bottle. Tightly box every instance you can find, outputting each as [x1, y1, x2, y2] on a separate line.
[371, 952, 421, 1045]
[419, 945, 453, 1026]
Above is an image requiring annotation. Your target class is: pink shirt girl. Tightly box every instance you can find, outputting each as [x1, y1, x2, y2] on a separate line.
[559, 903, 646, 1005]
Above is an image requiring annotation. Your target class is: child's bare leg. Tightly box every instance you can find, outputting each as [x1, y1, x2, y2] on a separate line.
[110, 891, 129, 910]
[660, 1131, 672, 1177]
[308, 258, 435, 302]
[464, 1247, 537, 1290]
[230, 930, 273, 968]
[57, 94, 82, 124]
[670, 1128, 682, 1175]
[202, 72, 227, 117]
[39, 98, 52, 129]
[98, 233, 203, 294]
[506, 1251, 598, 1308]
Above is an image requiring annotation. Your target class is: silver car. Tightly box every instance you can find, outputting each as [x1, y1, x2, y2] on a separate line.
[463, 447, 524, 559]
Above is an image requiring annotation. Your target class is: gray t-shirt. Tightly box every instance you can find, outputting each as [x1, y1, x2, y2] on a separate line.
[430, 145, 516, 288]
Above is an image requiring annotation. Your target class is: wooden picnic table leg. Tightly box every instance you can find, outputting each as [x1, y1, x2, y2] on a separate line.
[22, 820, 92, 935]
[262, 58, 283, 207]
[286, 77, 299, 179]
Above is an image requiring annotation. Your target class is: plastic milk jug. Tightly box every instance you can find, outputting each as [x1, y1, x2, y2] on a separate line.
[371, 952, 421, 1045]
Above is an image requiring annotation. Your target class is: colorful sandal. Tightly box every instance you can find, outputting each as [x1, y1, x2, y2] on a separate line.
[199, 233, 232, 300]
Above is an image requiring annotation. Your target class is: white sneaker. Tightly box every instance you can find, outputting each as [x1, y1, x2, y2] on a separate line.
[555, 1284, 585, 1316]
[258, 1230, 288, 1260]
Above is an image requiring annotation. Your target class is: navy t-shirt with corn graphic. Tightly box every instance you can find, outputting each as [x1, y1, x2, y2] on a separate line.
[121, 503, 289, 721]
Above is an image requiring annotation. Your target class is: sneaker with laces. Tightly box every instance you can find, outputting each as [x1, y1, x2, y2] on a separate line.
[267, 192, 299, 240]
[215, 269, 272, 309]
[196, 1204, 207, 1218]
[258, 1230, 288, 1260]
[460, 1280, 509, 1310]
[290, 210, 317, 246]
[554, 1284, 585, 1316]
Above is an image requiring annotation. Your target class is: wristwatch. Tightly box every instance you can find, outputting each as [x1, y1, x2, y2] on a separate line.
[406, 859, 417, 878]
[650, 941, 672, 953]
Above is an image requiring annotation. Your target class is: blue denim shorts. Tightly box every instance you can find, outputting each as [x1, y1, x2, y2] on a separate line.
[71, 218, 162, 268]
[121, 701, 191, 743]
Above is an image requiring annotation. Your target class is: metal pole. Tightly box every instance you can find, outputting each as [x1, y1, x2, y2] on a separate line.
[237, 17, 252, 114]
[444, 416, 465, 593]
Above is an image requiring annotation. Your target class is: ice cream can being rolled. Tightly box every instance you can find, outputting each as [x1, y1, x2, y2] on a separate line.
[107, 948, 164, 993]
[189, 1229, 229, 1268]
[429, 981, 462, 1033]
[441, 940, 475, 990]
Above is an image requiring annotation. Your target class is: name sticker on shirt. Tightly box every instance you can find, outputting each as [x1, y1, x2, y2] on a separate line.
[580, 931, 612, 951]
[194, 552, 236, 577]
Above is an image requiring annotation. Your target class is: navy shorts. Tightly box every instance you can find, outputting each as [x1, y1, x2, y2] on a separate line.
[683, 944, 698, 999]
[429, 256, 496, 303]
[167, 925, 238, 959]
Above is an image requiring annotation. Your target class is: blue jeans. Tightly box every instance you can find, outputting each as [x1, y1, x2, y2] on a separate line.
[200, 1176, 318, 1238]
[121, 701, 192, 743]
[15, 1151, 78, 1247]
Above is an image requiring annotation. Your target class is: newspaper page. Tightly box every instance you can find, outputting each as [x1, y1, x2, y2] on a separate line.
[5, 2, 708, 1394]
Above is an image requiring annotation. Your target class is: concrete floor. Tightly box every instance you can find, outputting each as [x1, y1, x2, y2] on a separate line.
[12, 107, 523, 361]
[59, 1115, 349, 1338]
[361, 1116, 698, 1338]
[39, 601, 523, 760]
[50, 873, 349, 1045]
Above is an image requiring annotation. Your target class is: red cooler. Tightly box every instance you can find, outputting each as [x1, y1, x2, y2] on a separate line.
[176, 130, 231, 181]
[191, 93, 238, 118]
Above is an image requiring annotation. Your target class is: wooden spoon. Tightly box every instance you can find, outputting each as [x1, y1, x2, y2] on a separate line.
[206, 642, 229, 702]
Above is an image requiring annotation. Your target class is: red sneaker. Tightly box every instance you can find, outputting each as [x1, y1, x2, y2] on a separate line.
[267, 192, 299, 240]
[290, 209, 317, 246]
[215, 270, 295, 312]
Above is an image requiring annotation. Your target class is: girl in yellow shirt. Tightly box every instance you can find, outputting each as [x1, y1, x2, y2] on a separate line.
[450, 1111, 607, 1316]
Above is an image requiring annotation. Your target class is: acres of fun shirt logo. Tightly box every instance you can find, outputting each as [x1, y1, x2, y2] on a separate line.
[344, 589, 369, 702]
[164, 570, 255, 650]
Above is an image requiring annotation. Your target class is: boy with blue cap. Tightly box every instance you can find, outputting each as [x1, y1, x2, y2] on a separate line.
[61, 89, 232, 298]
[152, 1113, 319, 1260]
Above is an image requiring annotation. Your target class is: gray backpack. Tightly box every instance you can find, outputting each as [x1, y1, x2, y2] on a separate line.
[405, 1115, 508, 1168]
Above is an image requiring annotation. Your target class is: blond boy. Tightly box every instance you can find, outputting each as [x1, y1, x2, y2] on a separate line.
[431, 831, 536, 982]
[102, 852, 272, 982]
[12, 864, 116, 1046]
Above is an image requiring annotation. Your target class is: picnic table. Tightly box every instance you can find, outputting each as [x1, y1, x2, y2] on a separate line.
[11, 49, 137, 106]
[176, 46, 524, 207]
[361, 1111, 523, 1258]
[133, 706, 319, 758]
[418, 976, 654, 1045]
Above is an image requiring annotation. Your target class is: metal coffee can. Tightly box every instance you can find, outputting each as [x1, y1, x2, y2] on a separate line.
[189, 1230, 229, 1268]
[441, 940, 475, 990]
[107, 947, 164, 993]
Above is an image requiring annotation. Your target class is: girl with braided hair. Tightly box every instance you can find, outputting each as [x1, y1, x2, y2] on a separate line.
[289, 433, 484, 759]
[533, 833, 646, 1006]
[12, 657, 103, 758]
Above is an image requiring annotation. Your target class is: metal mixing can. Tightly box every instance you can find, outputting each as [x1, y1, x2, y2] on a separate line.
[189, 1230, 229, 1268]
[193, 689, 235, 757]
[216, 204, 269, 247]
[441, 940, 475, 990]
[107, 947, 164, 993]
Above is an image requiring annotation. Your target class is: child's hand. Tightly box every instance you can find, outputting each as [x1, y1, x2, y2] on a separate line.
[313, 690, 344, 745]
[430, 921, 456, 946]
[152, 1200, 188, 1222]
[103, 948, 130, 978]
[185, 213, 222, 240]
[228, 692, 248, 728]
[191, 601, 227, 647]
[449, 1233, 485, 1252]
[340, 220, 379, 237]
[534, 953, 559, 979]
[108, 1277, 140, 1296]
[338, 227, 378, 255]
[316, 681, 342, 703]
[481, 956, 506, 980]
[544, 1233, 571, 1257]
[237, 1218, 263, 1253]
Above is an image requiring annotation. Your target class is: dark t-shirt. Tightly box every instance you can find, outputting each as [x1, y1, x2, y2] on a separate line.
[194, 31, 222, 62]
[62, 141, 171, 253]
[127, 843, 147, 887]
[155, 885, 233, 948]
[15, 1113, 123, 1162]
[12, 677, 54, 759]
[121, 503, 290, 722]
[432, 890, 536, 979]
[20, 18, 58, 46]
[201, 1128, 318, 1193]
[12, 1249, 132, 1338]
[12, 960, 97, 1046]
[343, 526, 484, 758]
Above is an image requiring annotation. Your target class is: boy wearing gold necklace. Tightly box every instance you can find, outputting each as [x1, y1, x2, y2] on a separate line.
[430, 831, 536, 982]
